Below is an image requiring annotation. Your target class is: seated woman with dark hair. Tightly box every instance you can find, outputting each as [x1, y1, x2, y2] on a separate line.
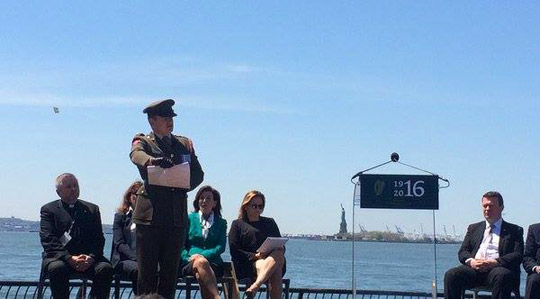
[229, 190, 286, 299]
[111, 180, 143, 295]
[180, 185, 227, 299]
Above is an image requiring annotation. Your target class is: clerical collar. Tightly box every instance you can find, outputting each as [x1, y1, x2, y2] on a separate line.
[61, 200, 78, 209]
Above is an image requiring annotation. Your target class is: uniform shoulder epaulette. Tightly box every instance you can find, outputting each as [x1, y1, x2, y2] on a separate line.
[173, 135, 194, 154]
[132, 133, 148, 146]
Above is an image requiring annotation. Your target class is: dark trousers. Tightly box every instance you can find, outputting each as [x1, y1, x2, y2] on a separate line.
[136, 225, 185, 299]
[444, 265, 517, 299]
[115, 260, 138, 295]
[45, 258, 113, 299]
[526, 273, 540, 299]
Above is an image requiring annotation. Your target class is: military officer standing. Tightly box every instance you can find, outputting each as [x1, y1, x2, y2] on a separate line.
[130, 99, 204, 298]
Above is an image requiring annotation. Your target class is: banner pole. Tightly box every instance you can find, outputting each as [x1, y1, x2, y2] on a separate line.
[352, 183, 357, 297]
[432, 210, 438, 299]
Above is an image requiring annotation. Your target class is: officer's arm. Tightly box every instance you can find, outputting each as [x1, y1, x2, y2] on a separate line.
[176, 136, 204, 191]
[130, 136, 153, 167]
[189, 154, 204, 191]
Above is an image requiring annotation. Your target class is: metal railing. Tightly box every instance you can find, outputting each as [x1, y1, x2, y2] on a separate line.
[0, 280, 447, 299]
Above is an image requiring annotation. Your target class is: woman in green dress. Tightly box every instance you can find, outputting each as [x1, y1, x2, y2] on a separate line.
[180, 185, 227, 299]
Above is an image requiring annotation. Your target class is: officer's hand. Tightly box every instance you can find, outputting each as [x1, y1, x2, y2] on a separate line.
[151, 157, 174, 168]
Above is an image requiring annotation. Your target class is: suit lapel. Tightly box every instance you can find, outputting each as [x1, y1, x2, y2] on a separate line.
[56, 200, 73, 230]
[206, 217, 219, 241]
[499, 220, 508, 253]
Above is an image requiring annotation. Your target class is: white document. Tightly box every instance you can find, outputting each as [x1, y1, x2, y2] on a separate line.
[147, 162, 191, 189]
[257, 237, 288, 254]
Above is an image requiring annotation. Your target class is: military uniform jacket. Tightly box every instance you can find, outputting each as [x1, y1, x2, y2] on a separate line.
[39, 199, 106, 269]
[130, 132, 204, 227]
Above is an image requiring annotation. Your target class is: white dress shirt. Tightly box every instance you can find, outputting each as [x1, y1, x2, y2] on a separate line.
[474, 218, 503, 260]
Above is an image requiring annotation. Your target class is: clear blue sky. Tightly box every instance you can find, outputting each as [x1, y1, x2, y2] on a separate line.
[1, 2, 539, 235]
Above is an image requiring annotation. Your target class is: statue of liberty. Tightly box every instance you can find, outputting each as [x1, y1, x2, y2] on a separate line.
[339, 204, 348, 234]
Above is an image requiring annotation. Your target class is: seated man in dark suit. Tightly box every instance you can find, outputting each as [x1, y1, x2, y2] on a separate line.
[524, 223, 540, 299]
[444, 191, 524, 299]
[39, 173, 113, 298]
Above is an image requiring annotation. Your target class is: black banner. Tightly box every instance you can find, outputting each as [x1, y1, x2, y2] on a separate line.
[360, 174, 439, 210]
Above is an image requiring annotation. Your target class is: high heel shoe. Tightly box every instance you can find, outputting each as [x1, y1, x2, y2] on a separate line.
[245, 290, 255, 299]
[245, 284, 259, 299]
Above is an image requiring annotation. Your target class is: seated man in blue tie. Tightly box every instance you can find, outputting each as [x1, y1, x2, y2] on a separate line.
[444, 191, 524, 299]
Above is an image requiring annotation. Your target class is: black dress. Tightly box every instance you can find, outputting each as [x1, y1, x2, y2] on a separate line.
[228, 216, 286, 279]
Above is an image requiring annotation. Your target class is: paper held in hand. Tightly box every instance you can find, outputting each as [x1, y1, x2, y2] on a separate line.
[257, 237, 288, 254]
[147, 163, 191, 189]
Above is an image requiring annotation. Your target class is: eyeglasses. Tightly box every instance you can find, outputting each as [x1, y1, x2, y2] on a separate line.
[250, 203, 264, 210]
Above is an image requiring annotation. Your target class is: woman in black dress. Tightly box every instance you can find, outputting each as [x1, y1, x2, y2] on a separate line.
[228, 190, 286, 299]
[111, 180, 142, 295]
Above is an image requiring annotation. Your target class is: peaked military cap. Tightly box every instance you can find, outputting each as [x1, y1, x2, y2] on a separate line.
[143, 99, 177, 117]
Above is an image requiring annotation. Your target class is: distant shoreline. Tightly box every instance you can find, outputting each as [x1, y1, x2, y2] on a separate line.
[284, 235, 461, 244]
[2, 217, 462, 244]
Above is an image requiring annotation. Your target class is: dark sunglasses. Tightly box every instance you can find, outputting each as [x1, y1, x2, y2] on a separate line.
[250, 203, 264, 210]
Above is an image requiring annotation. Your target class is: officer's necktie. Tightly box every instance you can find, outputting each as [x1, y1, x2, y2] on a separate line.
[162, 136, 172, 147]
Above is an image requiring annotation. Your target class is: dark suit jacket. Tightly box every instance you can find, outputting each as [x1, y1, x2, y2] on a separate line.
[458, 220, 524, 273]
[523, 223, 540, 274]
[110, 211, 136, 269]
[40, 199, 106, 269]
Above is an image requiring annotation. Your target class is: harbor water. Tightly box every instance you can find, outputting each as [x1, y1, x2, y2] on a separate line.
[0, 232, 527, 293]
